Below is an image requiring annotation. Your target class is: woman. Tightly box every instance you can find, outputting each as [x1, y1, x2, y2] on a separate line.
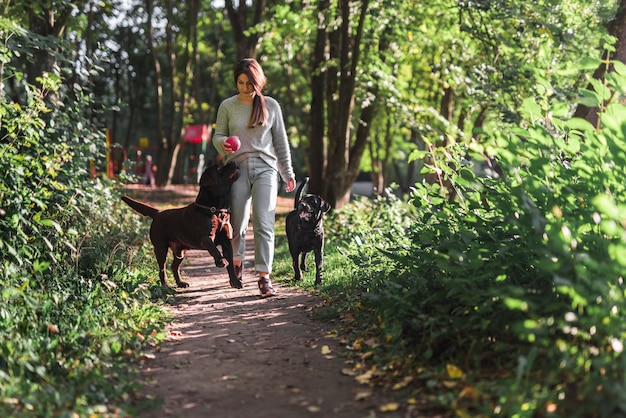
[213, 58, 296, 297]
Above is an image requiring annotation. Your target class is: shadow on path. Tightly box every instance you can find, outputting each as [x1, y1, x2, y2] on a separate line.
[127, 186, 410, 417]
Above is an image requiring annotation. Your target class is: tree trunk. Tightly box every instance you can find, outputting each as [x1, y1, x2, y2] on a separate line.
[308, 0, 330, 196]
[225, 0, 265, 59]
[166, 0, 198, 186]
[24, 3, 75, 98]
[145, 0, 168, 185]
[318, 0, 370, 208]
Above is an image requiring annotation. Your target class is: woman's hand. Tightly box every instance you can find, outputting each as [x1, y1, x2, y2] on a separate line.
[285, 178, 296, 193]
[222, 136, 240, 154]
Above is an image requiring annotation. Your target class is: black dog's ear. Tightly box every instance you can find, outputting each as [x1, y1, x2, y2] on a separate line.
[319, 198, 331, 214]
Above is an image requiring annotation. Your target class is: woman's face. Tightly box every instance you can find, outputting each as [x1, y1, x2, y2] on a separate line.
[236, 74, 254, 97]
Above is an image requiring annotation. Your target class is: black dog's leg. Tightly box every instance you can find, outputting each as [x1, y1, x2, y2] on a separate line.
[300, 252, 308, 272]
[291, 248, 303, 281]
[313, 246, 324, 286]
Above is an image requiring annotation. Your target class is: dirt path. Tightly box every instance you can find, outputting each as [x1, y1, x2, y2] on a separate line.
[128, 186, 408, 418]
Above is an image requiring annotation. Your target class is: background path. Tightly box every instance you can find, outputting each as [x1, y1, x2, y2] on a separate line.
[126, 185, 410, 418]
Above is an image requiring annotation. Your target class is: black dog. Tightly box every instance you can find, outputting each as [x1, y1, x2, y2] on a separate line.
[121, 161, 242, 289]
[285, 177, 331, 285]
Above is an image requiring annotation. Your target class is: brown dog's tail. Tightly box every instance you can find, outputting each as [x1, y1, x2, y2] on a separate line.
[294, 177, 309, 209]
[121, 195, 160, 219]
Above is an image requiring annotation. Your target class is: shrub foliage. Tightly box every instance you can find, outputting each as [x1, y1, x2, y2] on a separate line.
[327, 55, 626, 417]
[0, 22, 167, 417]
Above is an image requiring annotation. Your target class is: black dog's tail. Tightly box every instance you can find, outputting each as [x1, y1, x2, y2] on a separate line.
[121, 195, 160, 219]
[294, 177, 309, 209]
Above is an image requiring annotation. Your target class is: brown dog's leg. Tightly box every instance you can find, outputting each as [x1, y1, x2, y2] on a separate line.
[200, 237, 228, 268]
[196, 214, 227, 268]
[216, 228, 241, 289]
[170, 245, 189, 288]
[153, 245, 171, 287]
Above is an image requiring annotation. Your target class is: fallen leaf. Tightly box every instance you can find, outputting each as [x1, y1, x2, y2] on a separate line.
[364, 338, 379, 348]
[392, 376, 413, 390]
[355, 370, 374, 384]
[221, 375, 238, 381]
[227, 339, 236, 343]
[446, 363, 464, 379]
[321, 345, 331, 355]
[341, 368, 356, 376]
[354, 390, 372, 401]
[454, 409, 473, 418]
[379, 402, 400, 412]
[164, 332, 182, 342]
[442, 380, 458, 389]
[307, 406, 321, 413]
[459, 386, 478, 401]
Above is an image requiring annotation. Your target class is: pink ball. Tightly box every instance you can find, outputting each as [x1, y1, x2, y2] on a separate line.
[226, 136, 241, 151]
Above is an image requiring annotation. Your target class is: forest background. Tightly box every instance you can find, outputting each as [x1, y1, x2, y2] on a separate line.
[5, 0, 623, 207]
[4, 0, 626, 417]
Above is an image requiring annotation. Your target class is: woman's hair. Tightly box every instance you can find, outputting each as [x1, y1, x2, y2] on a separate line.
[234, 58, 268, 128]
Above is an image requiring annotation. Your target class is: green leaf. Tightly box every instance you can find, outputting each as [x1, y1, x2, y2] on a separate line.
[38, 218, 62, 233]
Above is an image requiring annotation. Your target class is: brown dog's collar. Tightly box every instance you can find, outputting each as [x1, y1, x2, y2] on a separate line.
[195, 202, 230, 214]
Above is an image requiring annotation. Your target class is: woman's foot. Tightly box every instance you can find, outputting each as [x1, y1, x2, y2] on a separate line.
[258, 276, 276, 298]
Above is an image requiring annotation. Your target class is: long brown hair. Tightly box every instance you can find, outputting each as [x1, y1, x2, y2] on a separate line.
[234, 58, 268, 128]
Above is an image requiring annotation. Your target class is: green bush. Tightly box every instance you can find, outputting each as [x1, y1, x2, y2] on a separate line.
[0, 22, 168, 417]
[328, 55, 626, 417]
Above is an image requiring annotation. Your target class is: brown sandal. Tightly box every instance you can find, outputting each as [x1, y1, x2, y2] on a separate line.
[258, 276, 276, 298]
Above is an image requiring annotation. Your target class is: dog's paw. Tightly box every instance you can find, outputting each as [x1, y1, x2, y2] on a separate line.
[177, 281, 190, 288]
[215, 258, 229, 268]
[229, 277, 243, 289]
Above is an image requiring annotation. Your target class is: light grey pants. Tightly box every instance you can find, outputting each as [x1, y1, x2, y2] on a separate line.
[230, 156, 278, 274]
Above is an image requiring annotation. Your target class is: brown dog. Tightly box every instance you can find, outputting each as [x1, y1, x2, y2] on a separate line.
[121, 161, 242, 288]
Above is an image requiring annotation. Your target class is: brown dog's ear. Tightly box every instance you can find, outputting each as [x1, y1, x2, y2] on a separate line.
[199, 167, 218, 187]
[222, 161, 240, 181]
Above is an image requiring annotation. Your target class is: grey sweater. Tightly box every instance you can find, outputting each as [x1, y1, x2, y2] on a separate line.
[213, 95, 295, 182]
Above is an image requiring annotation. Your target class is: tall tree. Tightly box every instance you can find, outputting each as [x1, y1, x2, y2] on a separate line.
[309, 0, 371, 208]
[144, 0, 168, 183]
[165, 0, 200, 185]
[22, 1, 82, 82]
[225, 0, 265, 59]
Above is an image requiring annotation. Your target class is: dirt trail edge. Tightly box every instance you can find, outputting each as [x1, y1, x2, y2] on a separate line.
[130, 187, 407, 418]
